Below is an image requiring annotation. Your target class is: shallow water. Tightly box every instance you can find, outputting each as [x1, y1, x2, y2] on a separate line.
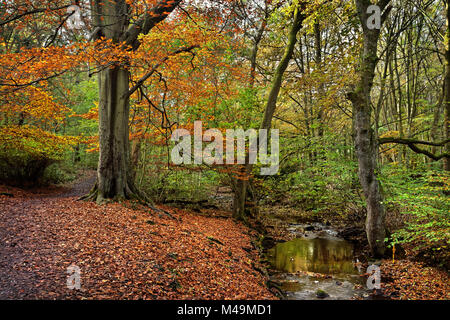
[268, 237, 358, 275]
[267, 227, 368, 300]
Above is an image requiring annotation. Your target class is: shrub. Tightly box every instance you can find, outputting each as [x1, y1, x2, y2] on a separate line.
[380, 165, 450, 267]
[0, 125, 78, 186]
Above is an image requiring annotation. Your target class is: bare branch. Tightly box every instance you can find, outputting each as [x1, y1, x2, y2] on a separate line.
[379, 138, 450, 161]
[0, 5, 71, 26]
[126, 45, 198, 98]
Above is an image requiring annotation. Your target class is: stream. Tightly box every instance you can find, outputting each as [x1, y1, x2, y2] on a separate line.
[266, 223, 370, 300]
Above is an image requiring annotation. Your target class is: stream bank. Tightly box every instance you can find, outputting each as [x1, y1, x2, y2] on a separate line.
[260, 219, 378, 300]
[204, 186, 376, 299]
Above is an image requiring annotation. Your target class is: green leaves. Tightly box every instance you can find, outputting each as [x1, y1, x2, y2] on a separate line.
[381, 166, 450, 259]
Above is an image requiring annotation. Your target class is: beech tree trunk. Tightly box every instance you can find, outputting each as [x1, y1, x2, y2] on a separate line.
[96, 66, 133, 202]
[348, 0, 391, 257]
[83, 0, 181, 203]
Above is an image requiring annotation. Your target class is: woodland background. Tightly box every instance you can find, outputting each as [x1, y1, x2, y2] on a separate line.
[0, 0, 449, 299]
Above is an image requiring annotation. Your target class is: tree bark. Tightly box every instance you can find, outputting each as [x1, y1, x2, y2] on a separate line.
[232, 6, 304, 220]
[84, 0, 181, 203]
[249, 19, 266, 87]
[231, 6, 267, 220]
[260, 7, 303, 131]
[96, 66, 132, 202]
[130, 139, 141, 181]
[314, 22, 324, 139]
[430, 94, 443, 158]
[444, 0, 450, 171]
[348, 0, 391, 257]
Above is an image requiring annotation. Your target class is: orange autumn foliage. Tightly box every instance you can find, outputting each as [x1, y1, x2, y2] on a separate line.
[0, 0, 246, 167]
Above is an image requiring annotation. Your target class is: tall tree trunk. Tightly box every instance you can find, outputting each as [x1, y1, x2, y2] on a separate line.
[232, 10, 267, 220]
[96, 66, 133, 202]
[444, 0, 450, 171]
[314, 22, 324, 139]
[233, 6, 304, 220]
[430, 94, 443, 158]
[348, 0, 391, 257]
[232, 175, 248, 220]
[130, 139, 141, 181]
[260, 7, 303, 131]
[83, 0, 181, 202]
[249, 19, 267, 87]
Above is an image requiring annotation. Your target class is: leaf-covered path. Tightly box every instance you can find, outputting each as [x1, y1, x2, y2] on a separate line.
[0, 172, 274, 299]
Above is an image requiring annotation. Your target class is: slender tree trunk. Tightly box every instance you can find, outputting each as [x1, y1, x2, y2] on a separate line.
[249, 19, 266, 87]
[130, 139, 141, 181]
[232, 175, 248, 220]
[393, 48, 406, 164]
[374, 48, 390, 165]
[348, 0, 391, 257]
[233, 6, 304, 220]
[314, 23, 324, 139]
[431, 94, 443, 157]
[260, 7, 303, 131]
[444, 0, 450, 171]
[232, 11, 267, 220]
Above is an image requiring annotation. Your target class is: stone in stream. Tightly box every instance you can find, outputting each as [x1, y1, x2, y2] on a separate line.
[316, 289, 329, 299]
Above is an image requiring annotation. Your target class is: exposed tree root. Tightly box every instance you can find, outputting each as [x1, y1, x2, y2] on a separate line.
[78, 182, 98, 202]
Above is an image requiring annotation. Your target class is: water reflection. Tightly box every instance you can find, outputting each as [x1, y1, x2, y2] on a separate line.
[268, 237, 357, 275]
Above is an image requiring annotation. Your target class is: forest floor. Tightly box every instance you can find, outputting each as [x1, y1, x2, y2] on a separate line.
[0, 171, 274, 299]
[1, 172, 448, 300]
[378, 259, 450, 300]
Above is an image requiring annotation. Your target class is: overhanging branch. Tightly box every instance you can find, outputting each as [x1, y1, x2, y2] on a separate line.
[0, 5, 70, 26]
[379, 137, 450, 161]
[124, 0, 183, 50]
